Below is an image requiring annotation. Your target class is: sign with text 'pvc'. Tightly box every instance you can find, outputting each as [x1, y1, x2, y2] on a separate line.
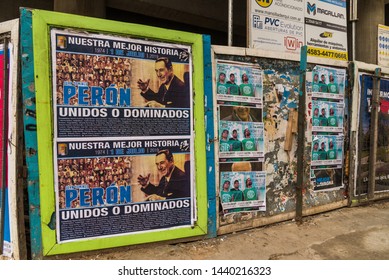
[248, 0, 348, 61]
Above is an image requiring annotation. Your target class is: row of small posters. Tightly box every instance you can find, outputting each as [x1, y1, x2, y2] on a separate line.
[215, 60, 266, 215]
[308, 65, 346, 191]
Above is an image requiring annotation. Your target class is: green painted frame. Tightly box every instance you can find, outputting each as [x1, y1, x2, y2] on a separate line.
[30, 9, 208, 256]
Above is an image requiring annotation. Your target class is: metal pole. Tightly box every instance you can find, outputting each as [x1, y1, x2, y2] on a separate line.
[0, 37, 9, 255]
[296, 46, 307, 223]
[368, 68, 381, 199]
[228, 0, 233, 46]
[350, 0, 358, 61]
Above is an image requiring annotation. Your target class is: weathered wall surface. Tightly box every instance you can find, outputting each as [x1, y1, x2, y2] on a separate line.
[215, 54, 347, 231]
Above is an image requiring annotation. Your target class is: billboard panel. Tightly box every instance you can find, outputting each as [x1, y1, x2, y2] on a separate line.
[24, 9, 210, 255]
[247, 0, 348, 61]
[52, 30, 195, 242]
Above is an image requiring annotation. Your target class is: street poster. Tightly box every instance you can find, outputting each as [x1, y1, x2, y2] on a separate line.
[219, 120, 264, 161]
[378, 24, 389, 68]
[311, 167, 343, 191]
[248, 0, 304, 54]
[220, 171, 266, 214]
[215, 60, 263, 107]
[219, 105, 264, 162]
[359, 74, 389, 193]
[305, 0, 348, 60]
[51, 29, 194, 242]
[311, 65, 346, 100]
[311, 100, 344, 133]
[311, 134, 344, 167]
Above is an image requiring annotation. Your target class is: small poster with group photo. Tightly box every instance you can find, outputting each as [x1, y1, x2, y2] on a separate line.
[311, 65, 346, 100]
[311, 134, 344, 167]
[219, 171, 266, 214]
[219, 120, 264, 161]
[312, 100, 344, 133]
[215, 60, 263, 107]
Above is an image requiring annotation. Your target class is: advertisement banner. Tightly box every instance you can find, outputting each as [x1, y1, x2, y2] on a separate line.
[305, 0, 348, 60]
[51, 29, 194, 242]
[248, 0, 305, 54]
[220, 171, 266, 213]
[247, 0, 348, 60]
[359, 75, 389, 193]
[378, 24, 389, 68]
[215, 60, 263, 107]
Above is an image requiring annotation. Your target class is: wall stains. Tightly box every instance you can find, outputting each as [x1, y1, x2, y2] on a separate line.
[216, 54, 347, 230]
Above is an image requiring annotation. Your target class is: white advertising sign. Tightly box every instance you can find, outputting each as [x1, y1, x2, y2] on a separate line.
[248, 0, 305, 54]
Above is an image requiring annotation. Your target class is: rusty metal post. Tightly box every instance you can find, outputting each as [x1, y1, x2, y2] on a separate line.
[368, 68, 381, 199]
[296, 46, 307, 223]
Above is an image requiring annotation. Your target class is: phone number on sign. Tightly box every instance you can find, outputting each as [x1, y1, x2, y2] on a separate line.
[307, 48, 347, 60]
[211, 266, 271, 276]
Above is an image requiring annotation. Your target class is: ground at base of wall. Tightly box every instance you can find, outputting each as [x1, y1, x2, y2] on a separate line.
[43, 200, 389, 260]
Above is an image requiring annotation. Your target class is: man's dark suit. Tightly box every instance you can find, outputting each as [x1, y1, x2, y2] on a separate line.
[141, 75, 189, 108]
[141, 166, 190, 199]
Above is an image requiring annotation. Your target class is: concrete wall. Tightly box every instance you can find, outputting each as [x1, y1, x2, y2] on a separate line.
[355, 0, 385, 64]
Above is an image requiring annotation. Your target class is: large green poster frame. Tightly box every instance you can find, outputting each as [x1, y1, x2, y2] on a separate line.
[24, 8, 209, 256]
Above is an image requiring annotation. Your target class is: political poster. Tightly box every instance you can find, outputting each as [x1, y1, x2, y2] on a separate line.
[311, 100, 344, 133]
[248, 0, 305, 54]
[311, 166, 343, 191]
[215, 60, 263, 107]
[305, 0, 348, 61]
[51, 29, 194, 242]
[218, 120, 264, 161]
[359, 74, 389, 193]
[220, 171, 266, 214]
[311, 65, 346, 100]
[311, 134, 344, 166]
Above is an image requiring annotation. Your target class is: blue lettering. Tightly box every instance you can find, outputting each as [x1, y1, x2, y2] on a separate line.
[63, 85, 76, 104]
[79, 188, 90, 207]
[92, 187, 105, 206]
[65, 189, 78, 208]
[106, 186, 118, 204]
[91, 86, 104, 105]
[119, 185, 131, 203]
[78, 85, 89, 105]
[119, 88, 131, 106]
[106, 87, 118, 105]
